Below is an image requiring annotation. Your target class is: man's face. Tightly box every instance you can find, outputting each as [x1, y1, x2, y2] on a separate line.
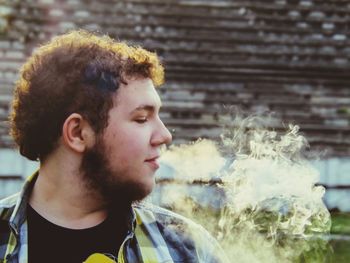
[81, 77, 172, 204]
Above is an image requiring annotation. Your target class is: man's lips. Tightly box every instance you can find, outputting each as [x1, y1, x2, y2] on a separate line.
[145, 156, 160, 169]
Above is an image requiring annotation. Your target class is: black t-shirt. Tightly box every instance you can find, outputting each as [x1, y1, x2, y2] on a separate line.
[27, 205, 128, 263]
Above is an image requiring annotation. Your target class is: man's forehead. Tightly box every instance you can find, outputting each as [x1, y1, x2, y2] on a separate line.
[112, 79, 162, 113]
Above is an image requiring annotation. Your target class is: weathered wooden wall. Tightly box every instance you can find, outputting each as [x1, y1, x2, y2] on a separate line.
[1, 0, 350, 156]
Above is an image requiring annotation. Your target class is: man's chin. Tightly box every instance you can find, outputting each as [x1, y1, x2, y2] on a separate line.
[131, 179, 155, 201]
[105, 180, 155, 205]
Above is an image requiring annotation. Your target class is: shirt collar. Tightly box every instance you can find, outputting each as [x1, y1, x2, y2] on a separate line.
[9, 171, 38, 232]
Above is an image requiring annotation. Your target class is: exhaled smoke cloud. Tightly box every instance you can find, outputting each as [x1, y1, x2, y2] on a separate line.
[154, 113, 331, 263]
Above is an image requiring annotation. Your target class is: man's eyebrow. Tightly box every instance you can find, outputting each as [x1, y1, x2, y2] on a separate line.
[130, 104, 161, 114]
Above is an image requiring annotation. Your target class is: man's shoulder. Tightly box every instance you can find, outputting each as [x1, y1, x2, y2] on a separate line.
[134, 202, 201, 229]
[133, 202, 228, 263]
[0, 193, 20, 221]
[133, 202, 210, 244]
[0, 193, 20, 206]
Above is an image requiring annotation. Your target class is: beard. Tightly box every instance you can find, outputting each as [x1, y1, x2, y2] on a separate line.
[79, 136, 152, 208]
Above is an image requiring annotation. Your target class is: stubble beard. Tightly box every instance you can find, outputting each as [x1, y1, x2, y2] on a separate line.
[80, 136, 152, 208]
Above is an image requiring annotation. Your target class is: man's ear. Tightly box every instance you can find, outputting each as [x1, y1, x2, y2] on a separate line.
[62, 113, 96, 153]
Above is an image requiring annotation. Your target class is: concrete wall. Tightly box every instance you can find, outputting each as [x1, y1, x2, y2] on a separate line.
[0, 149, 38, 197]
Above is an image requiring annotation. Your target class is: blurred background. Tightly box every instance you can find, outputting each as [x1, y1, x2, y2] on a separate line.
[1, 0, 349, 208]
[0, 1, 349, 259]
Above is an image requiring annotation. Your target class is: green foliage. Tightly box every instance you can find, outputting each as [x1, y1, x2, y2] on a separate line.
[328, 238, 350, 263]
[168, 201, 350, 262]
[331, 212, 350, 234]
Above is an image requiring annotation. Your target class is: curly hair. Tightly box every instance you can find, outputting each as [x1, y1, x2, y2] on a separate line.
[10, 30, 165, 161]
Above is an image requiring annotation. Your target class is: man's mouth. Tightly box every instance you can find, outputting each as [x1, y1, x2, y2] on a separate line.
[145, 156, 160, 169]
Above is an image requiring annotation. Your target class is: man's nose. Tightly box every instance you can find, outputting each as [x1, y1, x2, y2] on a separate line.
[162, 124, 172, 145]
[151, 118, 172, 146]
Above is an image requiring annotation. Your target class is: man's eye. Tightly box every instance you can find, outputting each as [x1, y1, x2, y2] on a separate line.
[135, 118, 148, 123]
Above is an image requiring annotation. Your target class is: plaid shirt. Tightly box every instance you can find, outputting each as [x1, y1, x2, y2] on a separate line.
[0, 173, 228, 263]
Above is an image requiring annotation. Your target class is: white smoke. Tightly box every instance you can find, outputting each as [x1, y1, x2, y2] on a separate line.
[153, 115, 331, 263]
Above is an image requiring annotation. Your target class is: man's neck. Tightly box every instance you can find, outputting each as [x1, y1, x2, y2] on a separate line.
[29, 157, 108, 230]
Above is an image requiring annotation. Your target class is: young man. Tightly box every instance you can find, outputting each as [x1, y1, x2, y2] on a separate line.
[0, 30, 227, 262]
